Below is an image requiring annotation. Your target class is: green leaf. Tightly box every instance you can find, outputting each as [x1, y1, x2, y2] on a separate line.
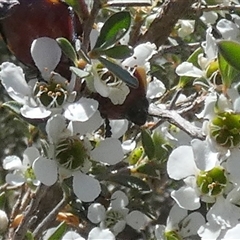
[99, 45, 133, 59]
[178, 47, 203, 88]
[99, 57, 139, 88]
[141, 129, 155, 160]
[218, 52, 239, 89]
[70, 66, 90, 78]
[109, 174, 150, 191]
[56, 37, 78, 66]
[136, 161, 159, 177]
[2, 101, 22, 114]
[48, 222, 67, 240]
[93, 11, 131, 49]
[218, 40, 240, 72]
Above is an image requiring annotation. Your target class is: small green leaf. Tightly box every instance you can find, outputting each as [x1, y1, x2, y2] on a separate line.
[25, 231, 34, 240]
[2, 101, 22, 114]
[70, 66, 90, 78]
[93, 11, 131, 49]
[218, 52, 235, 89]
[178, 47, 203, 88]
[218, 40, 240, 72]
[99, 57, 139, 88]
[56, 37, 78, 66]
[141, 129, 155, 160]
[48, 222, 67, 240]
[109, 174, 150, 191]
[99, 45, 133, 59]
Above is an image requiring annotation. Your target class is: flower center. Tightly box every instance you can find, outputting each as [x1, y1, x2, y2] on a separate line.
[34, 79, 68, 108]
[96, 63, 121, 86]
[164, 230, 182, 240]
[105, 210, 124, 229]
[55, 137, 88, 170]
[210, 112, 240, 148]
[196, 166, 227, 196]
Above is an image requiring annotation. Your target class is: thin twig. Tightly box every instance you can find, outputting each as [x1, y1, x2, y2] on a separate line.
[12, 184, 49, 240]
[82, 0, 101, 51]
[148, 104, 205, 140]
[33, 192, 68, 239]
[192, 4, 240, 12]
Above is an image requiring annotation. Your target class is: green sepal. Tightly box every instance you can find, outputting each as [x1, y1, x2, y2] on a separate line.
[48, 222, 67, 240]
[99, 57, 139, 88]
[56, 37, 78, 66]
[93, 11, 131, 49]
[141, 129, 155, 160]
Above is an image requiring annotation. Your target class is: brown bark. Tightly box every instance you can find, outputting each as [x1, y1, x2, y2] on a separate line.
[138, 0, 197, 47]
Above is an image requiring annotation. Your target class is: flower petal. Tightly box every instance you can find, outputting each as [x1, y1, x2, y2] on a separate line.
[0, 62, 31, 104]
[46, 114, 67, 144]
[3, 156, 22, 170]
[87, 203, 106, 224]
[171, 186, 200, 210]
[33, 157, 58, 186]
[167, 146, 197, 180]
[126, 210, 147, 230]
[64, 98, 98, 122]
[21, 105, 51, 119]
[90, 138, 124, 165]
[109, 119, 128, 138]
[68, 111, 103, 135]
[62, 231, 85, 240]
[23, 147, 40, 167]
[191, 139, 219, 171]
[175, 62, 203, 78]
[88, 227, 115, 240]
[111, 190, 129, 209]
[180, 212, 205, 237]
[122, 42, 156, 68]
[31, 37, 61, 79]
[72, 172, 101, 202]
[5, 173, 25, 186]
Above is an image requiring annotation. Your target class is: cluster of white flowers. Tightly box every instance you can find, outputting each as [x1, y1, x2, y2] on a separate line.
[164, 13, 240, 240]
[0, 33, 157, 238]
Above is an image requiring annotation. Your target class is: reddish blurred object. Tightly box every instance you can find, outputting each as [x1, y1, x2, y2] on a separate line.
[0, 1, 149, 125]
[0, 0, 82, 78]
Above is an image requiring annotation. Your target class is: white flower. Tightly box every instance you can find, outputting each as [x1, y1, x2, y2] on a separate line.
[155, 204, 205, 240]
[176, 27, 217, 81]
[0, 37, 94, 121]
[167, 139, 221, 210]
[122, 42, 157, 68]
[146, 77, 166, 99]
[198, 195, 240, 240]
[177, 20, 195, 38]
[87, 190, 147, 235]
[33, 114, 124, 202]
[3, 147, 41, 186]
[0, 210, 8, 233]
